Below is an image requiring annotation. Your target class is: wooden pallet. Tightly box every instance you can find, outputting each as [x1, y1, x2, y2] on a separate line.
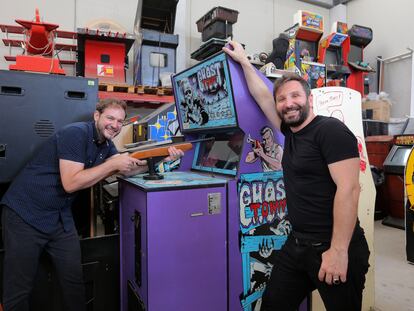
[99, 83, 135, 93]
[136, 85, 173, 96]
[99, 83, 174, 97]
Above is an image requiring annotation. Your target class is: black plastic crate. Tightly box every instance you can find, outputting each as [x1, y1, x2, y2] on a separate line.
[201, 20, 233, 42]
[196, 6, 239, 32]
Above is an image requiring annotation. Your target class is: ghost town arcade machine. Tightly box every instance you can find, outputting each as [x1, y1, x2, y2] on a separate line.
[118, 52, 307, 311]
[284, 10, 326, 89]
[318, 22, 351, 86]
[346, 25, 374, 96]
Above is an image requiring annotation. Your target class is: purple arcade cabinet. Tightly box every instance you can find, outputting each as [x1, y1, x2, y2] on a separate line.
[119, 52, 308, 311]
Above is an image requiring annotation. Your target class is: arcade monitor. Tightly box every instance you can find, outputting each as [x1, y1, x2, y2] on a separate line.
[172, 52, 244, 177]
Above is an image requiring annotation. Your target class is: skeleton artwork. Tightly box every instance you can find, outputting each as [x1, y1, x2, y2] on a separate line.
[179, 78, 209, 126]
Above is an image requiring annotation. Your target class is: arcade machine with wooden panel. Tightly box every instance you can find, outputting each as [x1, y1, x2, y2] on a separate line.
[318, 22, 351, 86]
[404, 140, 414, 263]
[118, 52, 308, 311]
[383, 134, 414, 229]
[284, 10, 326, 89]
[347, 25, 374, 96]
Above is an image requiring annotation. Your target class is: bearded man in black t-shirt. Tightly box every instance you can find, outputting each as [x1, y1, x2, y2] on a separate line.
[224, 41, 370, 311]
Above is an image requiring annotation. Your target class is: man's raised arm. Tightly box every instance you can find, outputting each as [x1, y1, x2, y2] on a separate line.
[223, 41, 281, 130]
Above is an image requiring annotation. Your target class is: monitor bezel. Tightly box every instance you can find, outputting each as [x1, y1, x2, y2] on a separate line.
[171, 52, 239, 134]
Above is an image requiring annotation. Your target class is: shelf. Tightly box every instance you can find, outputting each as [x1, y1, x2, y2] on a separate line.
[4, 55, 76, 65]
[2, 38, 77, 51]
[0, 24, 77, 39]
[98, 91, 174, 104]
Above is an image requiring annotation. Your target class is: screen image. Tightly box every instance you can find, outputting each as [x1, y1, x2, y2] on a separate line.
[349, 25, 373, 40]
[391, 147, 411, 166]
[172, 52, 237, 133]
[295, 39, 317, 62]
[192, 131, 244, 176]
[325, 48, 340, 65]
[348, 45, 362, 63]
[329, 33, 347, 47]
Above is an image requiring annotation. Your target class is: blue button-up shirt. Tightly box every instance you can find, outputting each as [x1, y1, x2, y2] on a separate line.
[1, 121, 118, 234]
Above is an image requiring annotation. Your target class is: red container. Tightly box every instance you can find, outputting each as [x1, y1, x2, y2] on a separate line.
[196, 6, 239, 32]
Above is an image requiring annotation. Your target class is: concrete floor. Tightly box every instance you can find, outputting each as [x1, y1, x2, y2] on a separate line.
[374, 220, 414, 311]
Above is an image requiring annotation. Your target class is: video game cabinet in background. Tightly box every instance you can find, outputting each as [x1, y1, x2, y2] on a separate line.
[118, 52, 307, 311]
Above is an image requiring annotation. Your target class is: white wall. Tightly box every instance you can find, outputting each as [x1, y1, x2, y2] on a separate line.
[175, 0, 330, 71]
[347, 0, 413, 118]
[2, 0, 412, 117]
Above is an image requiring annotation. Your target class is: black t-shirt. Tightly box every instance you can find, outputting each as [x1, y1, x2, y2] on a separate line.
[281, 115, 359, 236]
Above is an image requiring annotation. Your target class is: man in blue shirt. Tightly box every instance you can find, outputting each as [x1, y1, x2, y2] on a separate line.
[1, 98, 183, 311]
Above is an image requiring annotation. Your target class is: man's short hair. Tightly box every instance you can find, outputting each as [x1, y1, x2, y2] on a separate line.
[273, 73, 311, 100]
[260, 126, 273, 137]
[96, 98, 127, 114]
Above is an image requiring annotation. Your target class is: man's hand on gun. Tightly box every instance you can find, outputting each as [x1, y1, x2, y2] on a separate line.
[163, 146, 185, 162]
[113, 146, 184, 176]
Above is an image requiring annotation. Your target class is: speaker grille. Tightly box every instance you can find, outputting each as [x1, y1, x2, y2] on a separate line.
[34, 120, 55, 138]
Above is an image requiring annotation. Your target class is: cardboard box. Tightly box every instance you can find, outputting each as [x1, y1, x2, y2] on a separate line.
[362, 100, 390, 122]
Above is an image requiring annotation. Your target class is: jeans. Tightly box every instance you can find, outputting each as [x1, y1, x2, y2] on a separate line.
[1, 206, 85, 311]
[261, 229, 370, 311]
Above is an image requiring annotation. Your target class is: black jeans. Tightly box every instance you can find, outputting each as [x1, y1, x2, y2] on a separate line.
[261, 230, 370, 311]
[1, 206, 85, 311]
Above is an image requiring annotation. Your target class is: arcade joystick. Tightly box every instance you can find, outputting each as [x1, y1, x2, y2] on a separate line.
[143, 157, 164, 180]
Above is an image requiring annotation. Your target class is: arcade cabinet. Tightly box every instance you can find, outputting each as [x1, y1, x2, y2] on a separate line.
[284, 10, 326, 88]
[135, 29, 179, 87]
[0, 70, 97, 184]
[119, 52, 307, 311]
[76, 27, 135, 84]
[134, 0, 179, 87]
[383, 134, 414, 229]
[318, 22, 351, 86]
[347, 25, 374, 96]
[404, 144, 414, 263]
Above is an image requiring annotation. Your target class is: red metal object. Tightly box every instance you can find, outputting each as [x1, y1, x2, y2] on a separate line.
[77, 28, 134, 84]
[9, 55, 64, 74]
[3, 38, 76, 51]
[5, 55, 75, 65]
[7, 9, 65, 74]
[347, 71, 366, 95]
[85, 39, 126, 83]
[0, 24, 76, 39]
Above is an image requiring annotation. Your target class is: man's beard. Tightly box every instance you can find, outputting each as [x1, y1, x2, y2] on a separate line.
[277, 103, 309, 127]
[96, 123, 119, 142]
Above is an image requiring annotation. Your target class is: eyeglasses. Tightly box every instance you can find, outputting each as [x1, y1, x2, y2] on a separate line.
[185, 90, 192, 95]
